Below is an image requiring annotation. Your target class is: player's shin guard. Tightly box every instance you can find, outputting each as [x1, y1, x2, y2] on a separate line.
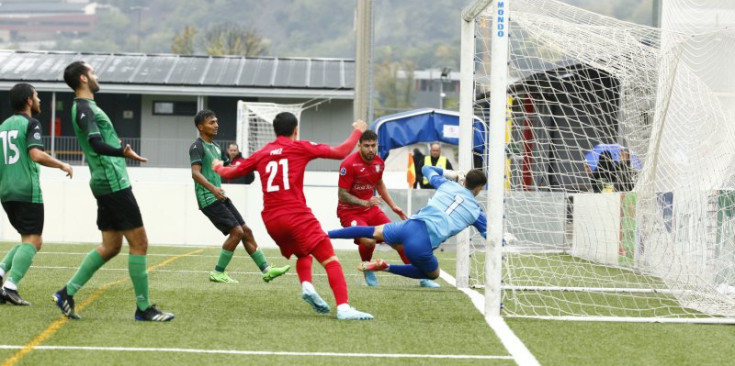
[328, 226, 375, 240]
[6, 243, 36, 288]
[296, 255, 313, 283]
[324, 260, 348, 305]
[358, 243, 376, 262]
[0, 244, 20, 275]
[66, 249, 106, 296]
[129, 255, 151, 311]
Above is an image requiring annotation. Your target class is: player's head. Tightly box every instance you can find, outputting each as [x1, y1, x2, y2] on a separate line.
[273, 112, 298, 137]
[430, 143, 442, 158]
[227, 143, 240, 159]
[194, 109, 218, 137]
[464, 169, 487, 196]
[358, 130, 378, 162]
[9, 83, 41, 116]
[64, 61, 99, 93]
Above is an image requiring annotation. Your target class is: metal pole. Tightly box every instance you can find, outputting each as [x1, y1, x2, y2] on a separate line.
[456, 5, 479, 289]
[50, 91, 56, 157]
[354, 0, 372, 122]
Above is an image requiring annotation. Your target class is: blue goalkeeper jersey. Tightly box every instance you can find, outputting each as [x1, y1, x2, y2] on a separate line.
[412, 166, 487, 249]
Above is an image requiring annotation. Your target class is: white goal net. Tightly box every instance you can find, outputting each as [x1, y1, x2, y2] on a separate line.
[236, 101, 305, 157]
[462, 0, 735, 321]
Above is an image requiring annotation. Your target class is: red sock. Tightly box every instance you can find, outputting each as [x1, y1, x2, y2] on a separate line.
[358, 242, 376, 262]
[296, 255, 313, 283]
[396, 246, 411, 264]
[324, 260, 349, 305]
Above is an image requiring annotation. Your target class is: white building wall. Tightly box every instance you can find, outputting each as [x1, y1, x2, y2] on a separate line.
[0, 166, 410, 249]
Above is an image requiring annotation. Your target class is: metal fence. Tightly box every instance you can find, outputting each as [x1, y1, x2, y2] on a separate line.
[42, 136, 340, 171]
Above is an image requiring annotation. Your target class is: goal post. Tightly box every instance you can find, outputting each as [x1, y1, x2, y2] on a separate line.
[236, 101, 305, 157]
[460, 0, 735, 322]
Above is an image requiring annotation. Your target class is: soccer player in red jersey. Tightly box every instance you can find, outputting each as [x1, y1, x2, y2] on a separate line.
[336, 130, 439, 288]
[213, 112, 373, 320]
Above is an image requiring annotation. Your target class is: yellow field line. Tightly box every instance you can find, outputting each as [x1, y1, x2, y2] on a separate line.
[2, 248, 205, 366]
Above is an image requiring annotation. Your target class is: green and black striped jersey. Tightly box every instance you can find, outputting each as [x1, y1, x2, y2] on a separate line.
[72, 98, 130, 197]
[0, 113, 44, 203]
[189, 137, 229, 209]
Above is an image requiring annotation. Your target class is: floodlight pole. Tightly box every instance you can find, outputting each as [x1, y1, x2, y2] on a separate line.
[354, 0, 372, 122]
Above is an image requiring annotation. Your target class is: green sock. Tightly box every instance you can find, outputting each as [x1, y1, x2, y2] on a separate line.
[250, 249, 269, 273]
[128, 255, 151, 311]
[214, 249, 234, 273]
[0, 244, 20, 274]
[66, 250, 106, 296]
[6, 243, 37, 287]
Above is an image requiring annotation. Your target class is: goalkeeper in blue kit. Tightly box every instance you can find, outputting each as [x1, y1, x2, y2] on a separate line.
[328, 165, 487, 281]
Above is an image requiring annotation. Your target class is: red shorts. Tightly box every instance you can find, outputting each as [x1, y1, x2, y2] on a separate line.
[263, 211, 330, 259]
[337, 206, 391, 244]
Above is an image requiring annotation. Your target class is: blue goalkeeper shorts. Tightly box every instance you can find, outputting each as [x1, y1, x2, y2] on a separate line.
[382, 219, 439, 273]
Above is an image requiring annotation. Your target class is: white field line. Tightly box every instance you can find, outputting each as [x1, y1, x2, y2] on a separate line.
[0, 345, 512, 360]
[440, 270, 540, 366]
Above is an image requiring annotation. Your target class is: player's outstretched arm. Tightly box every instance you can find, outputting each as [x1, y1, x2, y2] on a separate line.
[29, 148, 73, 178]
[323, 120, 368, 159]
[213, 156, 256, 179]
[376, 179, 407, 219]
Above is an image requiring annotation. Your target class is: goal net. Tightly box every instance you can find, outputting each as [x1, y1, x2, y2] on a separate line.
[236, 101, 305, 157]
[463, 0, 735, 321]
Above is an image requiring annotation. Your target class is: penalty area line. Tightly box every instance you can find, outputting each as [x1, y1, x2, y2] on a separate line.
[0, 345, 512, 360]
[440, 270, 540, 366]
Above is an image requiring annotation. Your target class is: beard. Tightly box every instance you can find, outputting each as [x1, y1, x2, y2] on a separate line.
[31, 101, 41, 116]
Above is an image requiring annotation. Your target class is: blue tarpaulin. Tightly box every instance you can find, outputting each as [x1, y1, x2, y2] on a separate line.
[370, 108, 486, 160]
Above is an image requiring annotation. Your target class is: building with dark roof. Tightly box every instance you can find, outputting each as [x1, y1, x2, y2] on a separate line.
[0, 50, 355, 169]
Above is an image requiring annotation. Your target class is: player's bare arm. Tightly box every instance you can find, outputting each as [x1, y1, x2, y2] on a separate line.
[29, 148, 73, 178]
[376, 179, 407, 220]
[191, 164, 226, 200]
[123, 144, 148, 163]
[338, 187, 380, 208]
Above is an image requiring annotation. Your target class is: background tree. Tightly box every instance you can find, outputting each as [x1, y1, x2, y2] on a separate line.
[171, 25, 197, 55]
[203, 23, 269, 57]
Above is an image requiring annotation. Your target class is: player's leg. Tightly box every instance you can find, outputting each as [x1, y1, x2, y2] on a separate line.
[0, 202, 44, 305]
[371, 220, 440, 280]
[224, 200, 290, 282]
[297, 254, 330, 314]
[202, 200, 242, 283]
[369, 210, 438, 288]
[340, 214, 378, 287]
[311, 239, 372, 320]
[52, 193, 125, 319]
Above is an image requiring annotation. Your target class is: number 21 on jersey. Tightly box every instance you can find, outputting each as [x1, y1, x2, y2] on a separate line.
[0, 130, 20, 165]
[265, 158, 290, 192]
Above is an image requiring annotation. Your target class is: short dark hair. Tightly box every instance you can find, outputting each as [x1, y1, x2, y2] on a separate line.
[464, 169, 487, 190]
[359, 130, 378, 143]
[228, 143, 239, 149]
[194, 109, 216, 126]
[9, 83, 35, 112]
[63, 61, 89, 91]
[273, 112, 298, 137]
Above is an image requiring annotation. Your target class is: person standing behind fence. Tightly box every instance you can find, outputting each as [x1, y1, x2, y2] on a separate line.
[418, 143, 453, 189]
[0, 83, 73, 306]
[52, 61, 174, 322]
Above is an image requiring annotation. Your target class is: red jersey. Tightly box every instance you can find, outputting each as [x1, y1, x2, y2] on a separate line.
[337, 151, 385, 215]
[217, 130, 362, 218]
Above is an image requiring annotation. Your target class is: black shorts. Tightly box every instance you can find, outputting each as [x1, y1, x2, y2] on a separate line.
[201, 198, 245, 235]
[1, 201, 44, 235]
[96, 187, 144, 231]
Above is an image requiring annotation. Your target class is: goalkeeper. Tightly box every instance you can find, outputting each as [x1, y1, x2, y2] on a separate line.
[328, 166, 487, 281]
